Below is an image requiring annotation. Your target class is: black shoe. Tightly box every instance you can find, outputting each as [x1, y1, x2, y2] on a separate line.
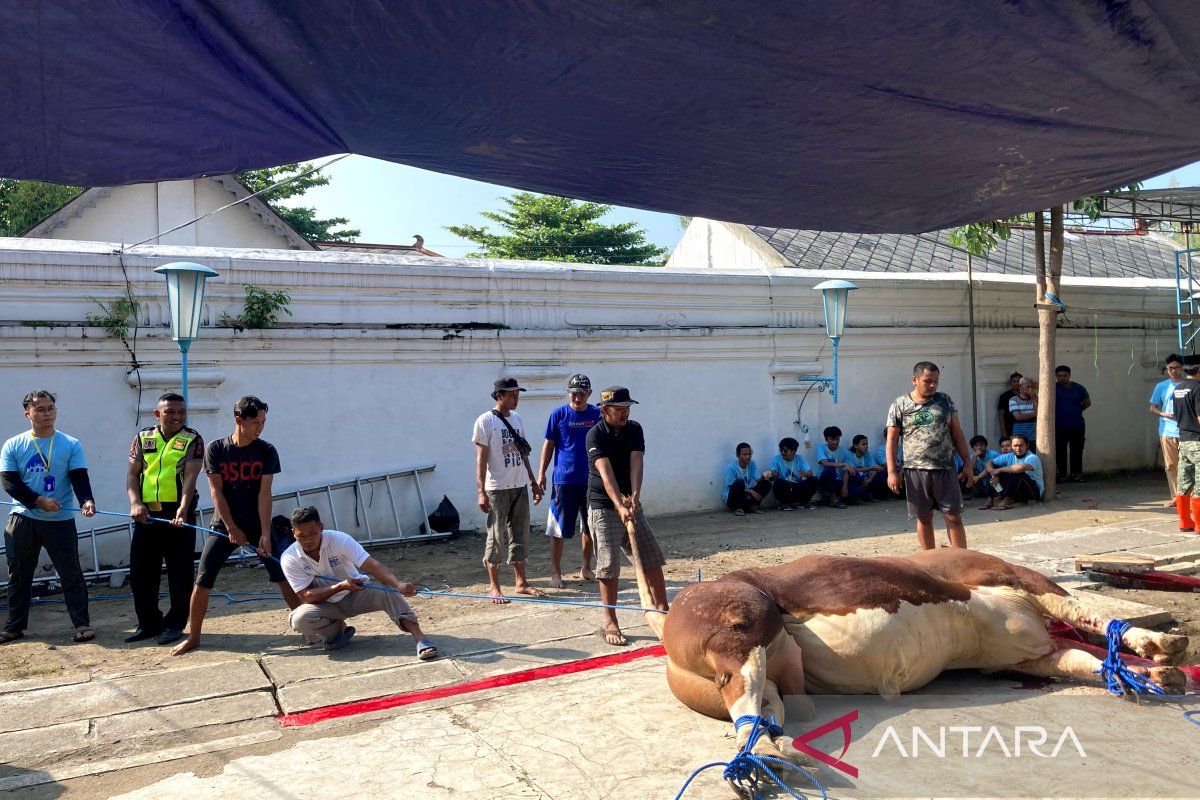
[123, 626, 163, 643]
[324, 625, 357, 651]
[156, 628, 184, 646]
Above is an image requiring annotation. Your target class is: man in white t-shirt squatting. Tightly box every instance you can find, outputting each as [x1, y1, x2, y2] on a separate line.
[281, 506, 437, 659]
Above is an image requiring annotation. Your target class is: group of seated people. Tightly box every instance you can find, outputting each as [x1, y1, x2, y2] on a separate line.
[722, 428, 1045, 515]
[956, 432, 1045, 510]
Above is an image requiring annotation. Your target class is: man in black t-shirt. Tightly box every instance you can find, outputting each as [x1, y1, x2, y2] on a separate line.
[171, 396, 299, 656]
[585, 386, 668, 646]
[1172, 356, 1200, 533]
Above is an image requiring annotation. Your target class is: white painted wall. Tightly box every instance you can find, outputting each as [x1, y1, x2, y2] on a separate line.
[24, 179, 300, 249]
[0, 238, 1177, 572]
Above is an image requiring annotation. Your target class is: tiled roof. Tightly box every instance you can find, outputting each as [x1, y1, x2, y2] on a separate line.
[748, 226, 1183, 280]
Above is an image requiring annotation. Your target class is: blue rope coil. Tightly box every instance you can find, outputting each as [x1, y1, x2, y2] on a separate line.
[673, 715, 827, 800]
[1096, 619, 1166, 698]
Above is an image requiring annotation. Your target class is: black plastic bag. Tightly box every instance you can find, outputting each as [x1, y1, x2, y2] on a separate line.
[427, 495, 460, 533]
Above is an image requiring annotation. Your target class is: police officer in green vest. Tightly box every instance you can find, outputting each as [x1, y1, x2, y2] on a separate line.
[124, 393, 205, 645]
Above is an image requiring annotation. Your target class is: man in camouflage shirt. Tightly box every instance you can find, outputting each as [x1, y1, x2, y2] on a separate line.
[885, 361, 974, 549]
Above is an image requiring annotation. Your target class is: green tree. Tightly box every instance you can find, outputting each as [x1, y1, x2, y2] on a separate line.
[446, 192, 667, 265]
[236, 164, 359, 242]
[0, 180, 82, 236]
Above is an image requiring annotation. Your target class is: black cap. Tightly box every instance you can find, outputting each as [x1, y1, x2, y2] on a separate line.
[598, 386, 639, 407]
[1184, 355, 1200, 369]
[493, 377, 526, 394]
[567, 374, 591, 392]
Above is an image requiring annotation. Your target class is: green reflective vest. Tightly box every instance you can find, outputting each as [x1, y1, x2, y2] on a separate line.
[139, 427, 198, 504]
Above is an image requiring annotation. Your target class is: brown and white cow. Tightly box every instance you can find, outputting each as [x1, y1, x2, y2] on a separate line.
[656, 549, 1188, 759]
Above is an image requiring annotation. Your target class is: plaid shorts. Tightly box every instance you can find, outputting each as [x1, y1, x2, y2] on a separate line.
[587, 504, 665, 580]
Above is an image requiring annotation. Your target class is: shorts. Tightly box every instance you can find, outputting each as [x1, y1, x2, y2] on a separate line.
[546, 483, 589, 539]
[484, 486, 530, 565]
[587, 504, 665, 580]
[195, 522, 288, 589]
[903, 467, 963, 518]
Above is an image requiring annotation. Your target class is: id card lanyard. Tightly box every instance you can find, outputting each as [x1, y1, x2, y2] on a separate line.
[31, 433, 56, 494]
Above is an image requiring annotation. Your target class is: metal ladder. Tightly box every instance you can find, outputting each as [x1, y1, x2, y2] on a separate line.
[1176, 247, 1200, 354]
[0, 464, 450, 589]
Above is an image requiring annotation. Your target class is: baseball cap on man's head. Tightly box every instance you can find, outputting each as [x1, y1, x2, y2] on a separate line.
[492, 377, 526, 395]
[567, 374, 591, 392]
[598, 386, 639, 407]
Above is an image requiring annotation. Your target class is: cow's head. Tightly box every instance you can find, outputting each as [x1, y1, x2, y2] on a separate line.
[663, 580, 784, 718]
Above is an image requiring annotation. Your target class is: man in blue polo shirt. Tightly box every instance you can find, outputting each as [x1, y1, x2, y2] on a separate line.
[983, 433, 1044, 509]
[1, 390, 97, 644]
[536, 374, 601, 587]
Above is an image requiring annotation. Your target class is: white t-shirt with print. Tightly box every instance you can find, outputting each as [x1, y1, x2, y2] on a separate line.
[281, 529, 370, 603]
[472, 410, 528, 491]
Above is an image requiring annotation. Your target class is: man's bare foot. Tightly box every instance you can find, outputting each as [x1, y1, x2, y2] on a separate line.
[602, 626, 628, 646]
[577, 569, 596, 582]
[488, 587, 510, 605]
[994, 499, 1015, 511]
[515, 584, 547, 597]
[979, 499, 994, 510]
[170, 637, 200, 656]
[548, 574, 566, 589]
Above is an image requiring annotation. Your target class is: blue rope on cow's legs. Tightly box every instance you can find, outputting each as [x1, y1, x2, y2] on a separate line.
[672, 715, 827, 800]
[1096, 619, 1167, 699]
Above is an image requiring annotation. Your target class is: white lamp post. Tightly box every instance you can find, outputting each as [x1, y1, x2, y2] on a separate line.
[153, 262, 219, 404]
[799, 279, 858, 403]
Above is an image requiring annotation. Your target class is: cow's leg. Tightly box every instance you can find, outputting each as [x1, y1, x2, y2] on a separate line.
[1033, 592, 1188, 665]
[995, 645, 1186, 695]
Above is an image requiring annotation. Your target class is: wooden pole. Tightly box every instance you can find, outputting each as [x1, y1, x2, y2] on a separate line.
[1036, 207, 1063, 502]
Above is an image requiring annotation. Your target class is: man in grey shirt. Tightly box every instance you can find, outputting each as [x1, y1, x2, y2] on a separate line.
[885, 361, 974, 550]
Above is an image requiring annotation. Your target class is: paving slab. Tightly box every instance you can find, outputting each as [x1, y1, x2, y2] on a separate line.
[276, 658, 462, 714]
[1009, 529, 1181, 560]
[1065, 587, 1173, 627]
[0, 658, 270, 733]
[0, 720, 90, 770]
[92, 690, 278, 741]
[1156, 560, 1199, 575]
[0, 671, 90, 695]
[1122, 539, 1200, 565]
[0, 728, 281, 792]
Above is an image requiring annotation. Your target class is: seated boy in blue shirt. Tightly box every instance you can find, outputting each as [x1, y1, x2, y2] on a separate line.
[815, 426, 853, 509]
[847, 434, 886, 502]
[954, 435, 1000, 501]
[769, 437, 819, 510]
[723, 442, 775, 516]
[981, 433, 1043, 510]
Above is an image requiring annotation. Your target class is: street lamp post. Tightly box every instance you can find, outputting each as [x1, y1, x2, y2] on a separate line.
[797, 279, 858, 403]
[153, 262, 219, 404]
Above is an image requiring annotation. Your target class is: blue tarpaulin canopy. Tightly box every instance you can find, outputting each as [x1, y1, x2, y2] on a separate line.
[3, 1, 1200, 233]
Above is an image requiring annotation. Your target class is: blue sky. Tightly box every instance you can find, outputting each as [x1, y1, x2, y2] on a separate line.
[299, 156, 1200, 254]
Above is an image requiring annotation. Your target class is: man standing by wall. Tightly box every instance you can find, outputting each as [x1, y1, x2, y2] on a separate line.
[536, 374, 600, 588]
[1150, 354, 1184, 506]
[474, 378, 544, 604]
[1009, 377, 1038, 451]
[586, 387, 668, 645]
[997, 372, 1022, 440]
[1172, 355, 1200, 532]
[886, 362, 974, 550]
[125, 393, 204, 646]
[1053, 365, 1091, 483]
[1, 390, 96, 644]
[172, 396, 299, 655]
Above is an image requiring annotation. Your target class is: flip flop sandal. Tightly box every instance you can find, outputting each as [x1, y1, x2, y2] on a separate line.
[416, 640, 439, 661]
[72, 627, 95, 642]
[0, 629, 24, 645]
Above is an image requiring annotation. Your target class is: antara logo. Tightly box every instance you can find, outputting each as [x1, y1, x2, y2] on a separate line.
[792, 711, 1087, 778]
